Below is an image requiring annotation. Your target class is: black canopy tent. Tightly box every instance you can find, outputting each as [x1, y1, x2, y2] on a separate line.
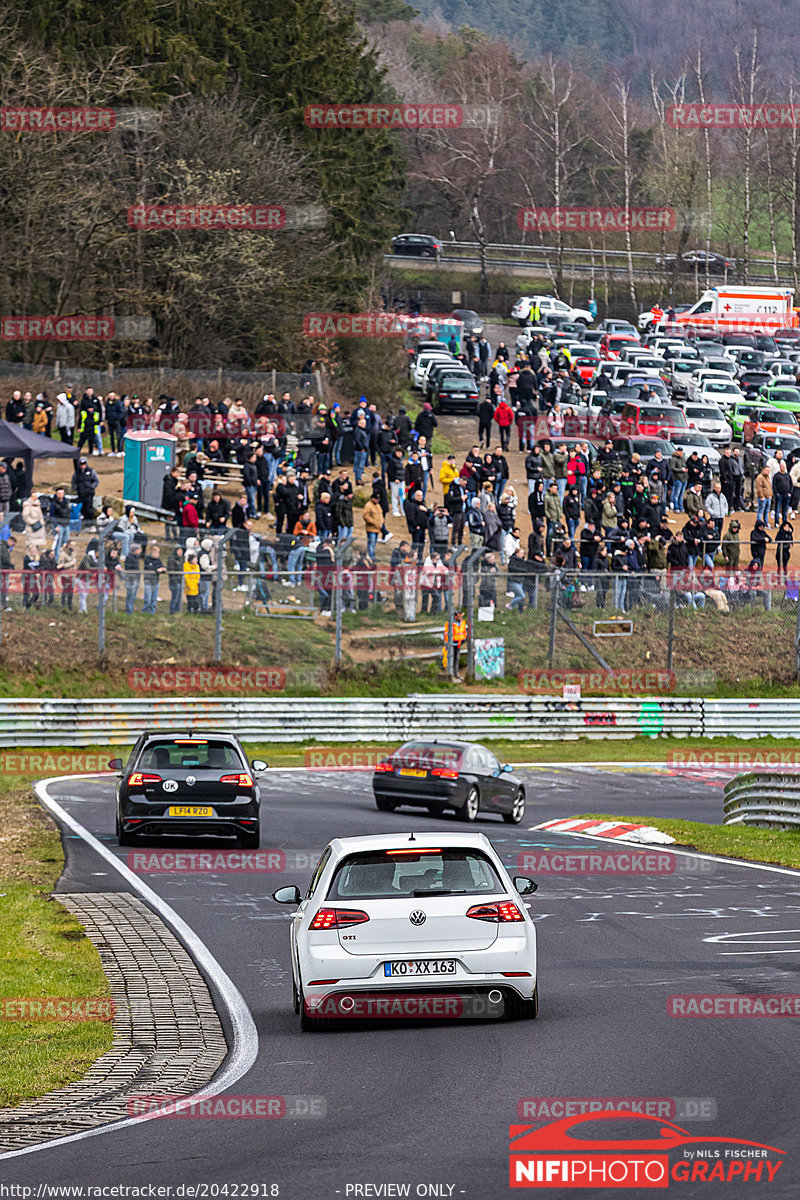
[0, 421, 79, 491]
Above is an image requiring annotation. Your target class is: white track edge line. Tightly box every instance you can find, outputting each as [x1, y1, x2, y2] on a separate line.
[528, 826, 800, 879]
[0, 776, 259, 1161]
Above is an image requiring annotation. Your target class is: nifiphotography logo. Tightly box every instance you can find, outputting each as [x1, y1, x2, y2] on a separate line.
[508, 1112, 785, 1187]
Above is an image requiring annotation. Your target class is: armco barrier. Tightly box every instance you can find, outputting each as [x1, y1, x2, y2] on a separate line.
[723, 772, 800, 829]
[704, 700, 800, 739]
[0, 696, 703, 747]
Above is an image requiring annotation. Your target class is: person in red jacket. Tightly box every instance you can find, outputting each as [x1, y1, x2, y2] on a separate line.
[493, 398, 515, 451]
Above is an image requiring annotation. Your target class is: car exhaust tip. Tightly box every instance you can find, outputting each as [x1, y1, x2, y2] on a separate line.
[338, 995, 355, 1012]
[488, 989, 503, 1005]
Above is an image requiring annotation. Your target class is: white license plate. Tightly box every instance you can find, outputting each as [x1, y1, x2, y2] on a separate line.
[384, 959, 456, 977]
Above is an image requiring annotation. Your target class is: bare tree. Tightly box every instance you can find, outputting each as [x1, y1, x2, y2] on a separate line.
[519, 57, 588, 296]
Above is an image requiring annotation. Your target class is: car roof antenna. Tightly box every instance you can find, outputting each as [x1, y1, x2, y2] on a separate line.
[409, 831, 416, 842]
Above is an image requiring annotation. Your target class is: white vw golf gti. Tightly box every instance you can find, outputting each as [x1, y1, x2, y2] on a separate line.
[273, 831, 539, 1030]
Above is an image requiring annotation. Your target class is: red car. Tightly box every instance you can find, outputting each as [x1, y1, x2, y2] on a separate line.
[600, 333, 639, 360]
[618, 401, 688, 438]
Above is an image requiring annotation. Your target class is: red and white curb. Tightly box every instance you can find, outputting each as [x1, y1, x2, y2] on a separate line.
[534, 817, 676, 845]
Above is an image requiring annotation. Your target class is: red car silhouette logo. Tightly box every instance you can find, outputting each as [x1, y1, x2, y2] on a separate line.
[509, 1112, 784, 1189]
[510, 1111, 784, 1154]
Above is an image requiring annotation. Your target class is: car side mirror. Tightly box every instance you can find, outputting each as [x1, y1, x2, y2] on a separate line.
[502, 763, 514, 773]
[513, 876, 538, 895]
[273, 885, 302, 905]
[252, 759, 268, 771]
[108, 758, 123, 771]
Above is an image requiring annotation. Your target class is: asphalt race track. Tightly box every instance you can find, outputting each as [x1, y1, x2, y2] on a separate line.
[2, 764, 799, 1198]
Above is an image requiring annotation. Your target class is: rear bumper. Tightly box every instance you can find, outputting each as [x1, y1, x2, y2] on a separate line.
[373, 781, 465, 809]
[120, 816, 258, 837]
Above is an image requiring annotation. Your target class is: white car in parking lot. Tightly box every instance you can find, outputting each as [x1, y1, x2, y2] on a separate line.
[412, 351, 454, 389]
[682, 403, 732, 445]
[511, 295, 593, 326]
[687, 369, 739, 404]
[273, 831, 539, 1030]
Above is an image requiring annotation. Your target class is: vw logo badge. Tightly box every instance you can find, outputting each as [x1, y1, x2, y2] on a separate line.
[162, 780, 178, 793]
[409, 910, 426, 926]
[186, 775, 196, 786]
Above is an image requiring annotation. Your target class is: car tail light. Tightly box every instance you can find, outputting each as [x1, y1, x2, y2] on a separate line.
[467, 901, 525, 923]
[310, 908, 369, 930]
[374, 761, 394, 773]
[220, 773, 254, 787]
[128, 773, 162, 787]
[431, 767, 459, 779]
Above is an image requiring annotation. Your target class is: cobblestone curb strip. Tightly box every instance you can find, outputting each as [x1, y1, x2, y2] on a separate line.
[0, 893, 228, 1151]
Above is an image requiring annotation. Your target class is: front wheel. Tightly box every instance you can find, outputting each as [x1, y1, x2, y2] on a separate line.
[458, 786, 480, 822]
[375, 795, 396, 812]
[503, 789, 526, 824]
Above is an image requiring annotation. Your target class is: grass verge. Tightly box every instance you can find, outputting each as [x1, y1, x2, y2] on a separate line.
[579, 812, 800, 872]
[0, 781, 112, 1107]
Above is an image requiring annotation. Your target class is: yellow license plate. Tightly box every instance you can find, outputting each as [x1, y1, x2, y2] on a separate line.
[168, 806, 214, 817]
[399, 768, 427, 778]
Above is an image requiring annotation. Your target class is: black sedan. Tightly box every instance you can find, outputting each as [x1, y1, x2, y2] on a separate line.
[112, 731, 267, 847]
[372, 740, 526, 824]
[658, 250, 737, 276]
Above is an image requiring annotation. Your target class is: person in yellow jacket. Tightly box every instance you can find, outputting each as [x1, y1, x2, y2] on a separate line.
[438, 454, 459, 497]
[183, 552, 201, 612]
[442, 609, 467, 673]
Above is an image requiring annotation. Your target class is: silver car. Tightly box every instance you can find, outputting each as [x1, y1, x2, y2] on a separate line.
[668, 430, 721, 469]
[682, 404, 732, 446]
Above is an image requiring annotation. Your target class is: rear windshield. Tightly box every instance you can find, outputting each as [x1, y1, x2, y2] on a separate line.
[390, 742, 464, 770]
[629, 439, 671, 455]
[327, 849, 504, 900]
[636, 407, 686, 425]
[137, 739, 243, 770]
[440, 379, 475, 391]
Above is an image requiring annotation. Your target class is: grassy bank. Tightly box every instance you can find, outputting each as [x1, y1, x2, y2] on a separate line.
[0, 782, 112, 1107]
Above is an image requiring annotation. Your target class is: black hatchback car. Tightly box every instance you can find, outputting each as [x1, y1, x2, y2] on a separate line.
[372, 740, 526, 824]
[112, 732, 267, 847]
[391, 233, 442, 258]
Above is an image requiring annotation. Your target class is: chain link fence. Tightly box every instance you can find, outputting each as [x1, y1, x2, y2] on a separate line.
[0, 360, 325, 404]
[4, 539, 800, 694]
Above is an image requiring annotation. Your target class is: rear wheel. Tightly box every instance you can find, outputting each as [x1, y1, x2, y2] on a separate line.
[117, 817, 137, 846]
[503, 788, 526, 825]
[239, 827, 260, 849]
[298, 981, 328, 1032]
[375, 795, 396, 813]
[458, 786, 480, 822]
[507, 983, 538, 1020]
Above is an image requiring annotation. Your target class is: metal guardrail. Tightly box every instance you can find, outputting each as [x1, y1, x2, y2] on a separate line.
[0, 696, 702, 747]
[2, 695, 799, 748]
[723, 771, 800, 828]
[386, 241, 797, 286]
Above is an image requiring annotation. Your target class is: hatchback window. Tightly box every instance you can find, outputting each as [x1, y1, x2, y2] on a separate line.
[327, 849, 504, 900]
[138, 739, 242, 770]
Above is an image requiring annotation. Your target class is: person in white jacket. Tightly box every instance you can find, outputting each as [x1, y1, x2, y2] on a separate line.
[55, 393, 75, 444]
[705, 481, 729, 537]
